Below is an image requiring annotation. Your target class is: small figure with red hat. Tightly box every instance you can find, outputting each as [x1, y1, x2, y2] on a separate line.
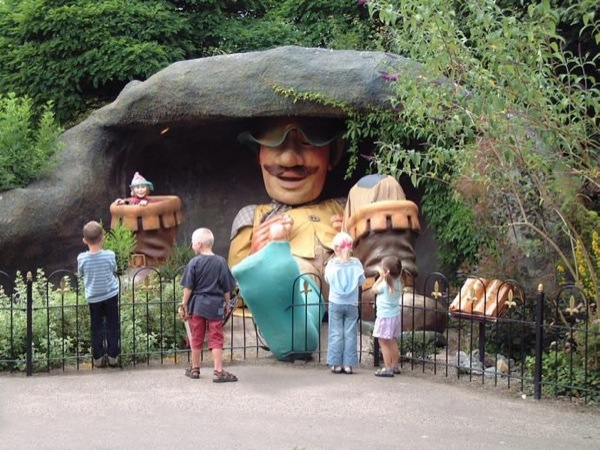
[113, 172, 154, 206]
[109, 171, 184, 270]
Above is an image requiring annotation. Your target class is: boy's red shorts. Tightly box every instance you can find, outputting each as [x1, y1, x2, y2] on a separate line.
[188, 314, 224, 350]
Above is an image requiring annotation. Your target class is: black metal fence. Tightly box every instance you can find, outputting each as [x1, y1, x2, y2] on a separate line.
[0, 268, 598, 404]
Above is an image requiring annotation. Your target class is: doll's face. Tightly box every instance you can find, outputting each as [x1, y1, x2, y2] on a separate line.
[132, 185, 150, 198]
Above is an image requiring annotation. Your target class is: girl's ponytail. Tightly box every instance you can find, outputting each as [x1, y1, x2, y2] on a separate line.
[380, 256, 402, 293]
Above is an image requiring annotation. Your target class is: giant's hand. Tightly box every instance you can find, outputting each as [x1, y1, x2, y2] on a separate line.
[250, 214, 294, 254]
[330, 214, 343, 232]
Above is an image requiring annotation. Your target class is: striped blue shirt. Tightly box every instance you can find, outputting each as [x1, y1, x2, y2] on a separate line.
[77, 250, 119, 303]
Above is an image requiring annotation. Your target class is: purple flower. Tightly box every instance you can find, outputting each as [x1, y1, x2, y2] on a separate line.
[357, 0, 368, 5]
[379, 71, 399, 82]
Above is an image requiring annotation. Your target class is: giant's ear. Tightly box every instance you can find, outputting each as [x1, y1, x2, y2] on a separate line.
[329, 134, 345, 168]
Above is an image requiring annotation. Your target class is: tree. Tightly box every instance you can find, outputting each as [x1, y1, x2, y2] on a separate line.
[353, 0, 599, 318]
[0, 0, 380, 124]
[179, 0, 383, 55]
[0, 0, 195, 124]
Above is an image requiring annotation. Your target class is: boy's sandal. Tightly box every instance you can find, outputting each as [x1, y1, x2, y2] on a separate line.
[343, 366, 353, 374]
[185, 367, 200, 379]
[213, 370, 238, 383]
[375, 368, 394, 377]
[393, 366, 402, 375]
[331, 365, 342, 374]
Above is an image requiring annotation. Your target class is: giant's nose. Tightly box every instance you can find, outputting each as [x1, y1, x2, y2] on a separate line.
[276, 131, 304, 167]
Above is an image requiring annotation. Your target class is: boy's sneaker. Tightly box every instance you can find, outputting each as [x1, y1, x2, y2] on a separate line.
[107, 356, 119, 368]
[93, 356, 106, 368]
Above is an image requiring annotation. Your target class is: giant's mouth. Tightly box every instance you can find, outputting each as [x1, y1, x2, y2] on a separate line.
[263, 164, 318, 178]
[264, 165, 319, 191]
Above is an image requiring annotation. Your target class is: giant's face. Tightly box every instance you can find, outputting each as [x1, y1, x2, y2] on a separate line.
[259, 129, 331, 205]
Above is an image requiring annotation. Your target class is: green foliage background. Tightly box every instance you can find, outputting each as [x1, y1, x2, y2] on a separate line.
[0, 0, 194, 124]
[353, 0, 599, 299]
[0, 0, 381, 125]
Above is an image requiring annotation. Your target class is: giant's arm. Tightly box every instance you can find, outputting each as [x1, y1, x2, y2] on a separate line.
[228, 226, 254, 268]
[229, 204, 296, 266]
[228, 205, 257, 267]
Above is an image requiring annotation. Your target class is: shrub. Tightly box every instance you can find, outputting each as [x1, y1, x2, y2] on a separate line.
[0, 93, 63, 192]
[103, 221, 137, 275]
[156, 243, 193, 280]
[0, 268, 186, 372]
[525, 320, 600, 403]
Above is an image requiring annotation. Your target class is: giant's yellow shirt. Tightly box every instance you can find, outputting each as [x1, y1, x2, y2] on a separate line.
[228, 199, 344, 268]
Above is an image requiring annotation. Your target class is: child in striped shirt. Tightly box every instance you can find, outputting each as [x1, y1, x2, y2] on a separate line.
[77, 221, 121, 368]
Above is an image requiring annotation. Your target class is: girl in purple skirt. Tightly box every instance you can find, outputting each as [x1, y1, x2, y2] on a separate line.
[372, 256, 403, 377]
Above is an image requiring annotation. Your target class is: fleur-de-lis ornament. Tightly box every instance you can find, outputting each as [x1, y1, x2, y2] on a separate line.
[505, 289, 516, 309]
[55, 276, 71, 294]
[465, 286, 477, 308]
[300, 280, 312, 298]
[565, 295, 579, 316]
[431, 281, 442, 299]
[139, 276, 156, 293]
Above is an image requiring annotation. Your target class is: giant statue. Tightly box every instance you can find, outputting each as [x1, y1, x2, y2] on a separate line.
[229, 117, 433, 361]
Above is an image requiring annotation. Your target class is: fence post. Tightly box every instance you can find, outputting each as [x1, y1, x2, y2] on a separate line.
[372, 293, 381, 367]
[26, 271, 33, 377]
[373, 337, 381, 366]
[533, 283, 544, 400]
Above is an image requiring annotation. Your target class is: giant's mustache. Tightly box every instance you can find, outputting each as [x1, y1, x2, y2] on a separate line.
[263, 165, 319, 177]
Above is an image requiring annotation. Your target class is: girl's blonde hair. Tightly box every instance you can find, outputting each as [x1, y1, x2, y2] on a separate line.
[380, 256, 402, 293]
[332, 232, 353, 260]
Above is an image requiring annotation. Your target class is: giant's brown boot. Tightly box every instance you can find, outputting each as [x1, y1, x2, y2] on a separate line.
[344, 174, 447, 333]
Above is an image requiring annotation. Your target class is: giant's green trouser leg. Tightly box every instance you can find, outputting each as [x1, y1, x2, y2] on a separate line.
[232, 241, 324, 361]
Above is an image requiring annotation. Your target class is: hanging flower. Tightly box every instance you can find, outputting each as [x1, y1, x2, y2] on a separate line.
[379, 71, 399, 82]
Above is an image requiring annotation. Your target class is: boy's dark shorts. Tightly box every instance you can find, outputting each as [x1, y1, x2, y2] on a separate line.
[188, 314, 224, 350]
